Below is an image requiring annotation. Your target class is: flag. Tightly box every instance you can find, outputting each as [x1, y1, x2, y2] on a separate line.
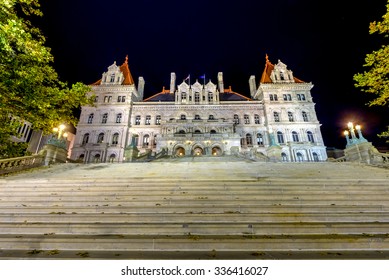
[199, 74, 205, 79]
[184, 74, 190, 81]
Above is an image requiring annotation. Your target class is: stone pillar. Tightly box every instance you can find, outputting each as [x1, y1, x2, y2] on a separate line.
[39, 144, 68, 166]
[344, 142, 377, 164]
[266, 145, 282, 162]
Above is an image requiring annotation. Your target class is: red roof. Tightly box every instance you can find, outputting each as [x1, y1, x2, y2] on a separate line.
[91, 56, 134, 85]
[260, 54, 305, 84]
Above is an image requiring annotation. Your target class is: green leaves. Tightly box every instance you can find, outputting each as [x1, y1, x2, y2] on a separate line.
[354, 1, 389, 138]
[0, 0, 92, 158]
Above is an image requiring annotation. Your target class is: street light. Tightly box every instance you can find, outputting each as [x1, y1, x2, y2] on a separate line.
[53, 124, 68, 139]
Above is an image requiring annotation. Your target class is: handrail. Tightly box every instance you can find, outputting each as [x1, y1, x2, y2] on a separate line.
[0, 154, 44, 175]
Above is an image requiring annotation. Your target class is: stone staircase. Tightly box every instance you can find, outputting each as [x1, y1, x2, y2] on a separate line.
[0, 159, 389, 259]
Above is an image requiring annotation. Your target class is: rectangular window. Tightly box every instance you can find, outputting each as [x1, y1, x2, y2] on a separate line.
[145, 115, 151, 125]
[155, 115, 161, 125]
[135, 116, 141, 125]
[244, 115, 250, 124]
[254, 115, 260, 124]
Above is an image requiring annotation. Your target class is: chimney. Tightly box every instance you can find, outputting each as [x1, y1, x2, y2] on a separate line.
[137, 77, 145, 100]
[249, 75, 257, 98]
[217, 72, 224, 93]
[170, 72, 176, 94]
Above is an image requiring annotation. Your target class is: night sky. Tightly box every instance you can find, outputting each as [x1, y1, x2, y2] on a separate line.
[36, 0, 388, 149]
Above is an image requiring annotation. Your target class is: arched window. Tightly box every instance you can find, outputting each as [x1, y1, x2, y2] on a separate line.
[307, 131, 314, 143]
[254, 114, 260, 124]
[288, 112, 294, 122]
[178, 130, 186, 134]
[116, 113, 122, 123]
[277, 131, 284, 144]
[292, 131, 299, 142]
[233, 114, 239, 124]
[79, 154, 85, 161]
[180, 114, 186, 120]
[97, 133, 104, 143]
[244, 114, 250, 124]
[194, 114, 201, 120]
[208, 115, 215, 120]
[246, 133, 253, 147]
[143, 134, 149, 147]
[87, 113, 94, 124]
[312, 152, 319, 162]
[194, 129, 202, 134]
[102, 113, 108, 124]
[274, 112, 280, 122]
[82, 133, 89, 145]
[296, 152, 304, 162]
[210, 129, 217, 134]
[257, 133, 264, 146]
[109, 154, 116, 163]
[281, 152, 288, 162]
[94, 154, 101, 163]
[302, 111, 309, 122]
[112, 133, 119, 145]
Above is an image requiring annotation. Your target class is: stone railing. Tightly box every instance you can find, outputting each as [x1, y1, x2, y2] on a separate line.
[0, 155, 44, 175]
[371, 151, 389, 167]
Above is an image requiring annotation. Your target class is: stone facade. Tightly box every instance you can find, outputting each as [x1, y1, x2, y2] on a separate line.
[71, 56, 327, 163]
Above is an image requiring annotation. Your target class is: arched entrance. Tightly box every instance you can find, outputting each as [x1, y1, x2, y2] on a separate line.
[211, 146, 222, 156]
[175, 147, 185, 157]
[192, 146, 204, 156]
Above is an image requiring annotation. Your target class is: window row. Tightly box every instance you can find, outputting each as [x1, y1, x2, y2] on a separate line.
[281, 151, 320, 162]
[276, 131, 315, 144]
[82, 132, 120, 145]
[178, 92, 218, 104]
[134, 114, 262, 125]
[269, 93, 306, 102]
[87, 113, 123, 124]
[93, 95, 127, 103]
[273, 111, 309, 122]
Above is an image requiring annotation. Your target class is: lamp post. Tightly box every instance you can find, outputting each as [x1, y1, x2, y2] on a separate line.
[343, 130, 351, 147]
[48, 124, 68, 149]
[344, 122, 362, 161]
[355, 124, 367, 143]
[53, 124, 68, 139]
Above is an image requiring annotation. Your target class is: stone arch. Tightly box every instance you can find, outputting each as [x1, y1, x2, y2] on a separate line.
[192, 143, 205, 156]
[211, 144, 223, 156]
[173, 144, 186, 157]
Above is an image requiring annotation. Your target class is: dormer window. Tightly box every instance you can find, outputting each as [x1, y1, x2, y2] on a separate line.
[110, 74, 115, 83]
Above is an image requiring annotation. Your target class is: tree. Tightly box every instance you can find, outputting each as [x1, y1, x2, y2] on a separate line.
[353, 0, 389, 138]
[0, 0, 93, 158]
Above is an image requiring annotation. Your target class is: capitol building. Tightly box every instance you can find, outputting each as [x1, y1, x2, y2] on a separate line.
[70, 55, 327, 163]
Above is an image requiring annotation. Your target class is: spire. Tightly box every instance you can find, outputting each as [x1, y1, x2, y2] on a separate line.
[260, 54, 274, 83]
[119, 56, 134, 85]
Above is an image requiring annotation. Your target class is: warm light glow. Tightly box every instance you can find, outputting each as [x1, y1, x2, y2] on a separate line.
[343, 130, 349, 136]
[53, 127, 59, 132]
[59, 124, 66, 130]
[63, 132, 68, 138]
[355, 125, 361, 130]
[347, 122, 353, 129]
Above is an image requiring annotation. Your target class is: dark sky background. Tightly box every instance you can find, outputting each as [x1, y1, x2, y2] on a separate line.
[36, 0, 388, 149]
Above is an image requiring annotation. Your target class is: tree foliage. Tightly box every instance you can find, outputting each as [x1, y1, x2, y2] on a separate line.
[353, 1, 389, 138]
[0, 0, 93, 158]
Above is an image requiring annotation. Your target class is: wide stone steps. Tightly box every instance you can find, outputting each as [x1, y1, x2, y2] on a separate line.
[1, 161, 389, 259]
